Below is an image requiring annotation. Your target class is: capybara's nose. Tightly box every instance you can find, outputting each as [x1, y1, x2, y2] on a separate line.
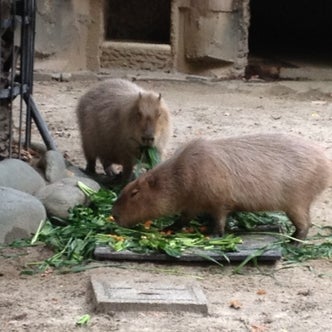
[111, 209, 119, 222]
[142, 135, 155, 146]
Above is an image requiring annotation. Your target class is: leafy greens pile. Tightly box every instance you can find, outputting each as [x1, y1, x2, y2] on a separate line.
[10, 146, 332, 273]
[29, 182, 244, 272]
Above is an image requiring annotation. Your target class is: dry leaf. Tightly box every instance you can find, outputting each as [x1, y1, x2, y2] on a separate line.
[251, 324, 267, 332]
[229, 299, 242, 309]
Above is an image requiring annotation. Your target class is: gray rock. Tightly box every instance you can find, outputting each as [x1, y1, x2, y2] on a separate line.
[65, 160, 91, 178]
[0, 159, 45, 195]
[39, 150, 68, 183]
[0, 187, 47, 244]
[65, 160, 118, 187]
[35, 176, 100, 220]
[60, 176, 101, 191]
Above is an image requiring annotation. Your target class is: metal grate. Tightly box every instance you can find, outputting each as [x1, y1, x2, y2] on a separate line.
[0, 0, 55, 160]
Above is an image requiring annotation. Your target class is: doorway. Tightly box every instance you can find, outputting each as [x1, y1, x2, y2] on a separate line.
[104, 0, 171, 44]
[247, 0, 332, 79]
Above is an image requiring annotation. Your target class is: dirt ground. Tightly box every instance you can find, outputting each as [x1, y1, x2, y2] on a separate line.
[1, 74, 332, 332]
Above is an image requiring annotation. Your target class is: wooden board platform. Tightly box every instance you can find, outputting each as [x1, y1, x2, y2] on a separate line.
[94, 231, 282, 264]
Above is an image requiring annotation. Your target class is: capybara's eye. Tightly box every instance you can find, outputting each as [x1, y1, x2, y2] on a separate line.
[136, 110, 142, 120]
[131, 189, 139, 198]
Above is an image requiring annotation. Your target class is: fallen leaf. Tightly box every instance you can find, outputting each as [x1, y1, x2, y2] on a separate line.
[256, 289, 267, 295]
[251, 324, 267, 332]
[229, 299, 242, 309]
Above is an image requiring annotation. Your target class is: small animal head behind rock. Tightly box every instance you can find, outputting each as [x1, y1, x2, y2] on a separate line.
[129, 91, 170, 148]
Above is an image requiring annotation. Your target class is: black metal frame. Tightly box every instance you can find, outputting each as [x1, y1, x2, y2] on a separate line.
[0, 0, 56, 159]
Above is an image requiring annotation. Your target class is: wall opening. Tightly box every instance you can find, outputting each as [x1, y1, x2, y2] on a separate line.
[247, 0, 332, 79]
[104, 0, 171, 44]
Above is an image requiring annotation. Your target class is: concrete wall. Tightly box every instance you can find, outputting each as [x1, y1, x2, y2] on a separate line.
[35, 0, 101, 72]
[172, 0, 249, 78]
[34, 0, 250, 78]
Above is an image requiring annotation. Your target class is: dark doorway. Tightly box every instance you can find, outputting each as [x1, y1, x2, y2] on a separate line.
[104, 0, 171, 44]
[248, 0, 332, 79]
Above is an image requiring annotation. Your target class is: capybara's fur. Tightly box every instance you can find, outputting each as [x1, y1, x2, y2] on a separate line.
[76, 78, 172, 182]
[112, 134, 332, 240]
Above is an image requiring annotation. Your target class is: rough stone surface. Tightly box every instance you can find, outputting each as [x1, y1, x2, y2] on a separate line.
[39, 150, 68, 183]
[0, 159, 45, 195]
[100, 41, 172, 71]
[0, 187, 46, 244]
[90, 275, 208, 315]
[35, 176, 100, 219]
[65, 160, 93, 178]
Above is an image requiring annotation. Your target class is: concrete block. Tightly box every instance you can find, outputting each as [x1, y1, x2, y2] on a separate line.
[209, 0, 239, 12]
[91, 276, 208, 315]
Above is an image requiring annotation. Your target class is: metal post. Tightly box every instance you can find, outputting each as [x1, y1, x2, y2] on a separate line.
[0, 0, 57, 159]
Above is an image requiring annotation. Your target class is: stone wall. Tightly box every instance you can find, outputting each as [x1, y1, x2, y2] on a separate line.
[172, 0, 249, 78]
[35, 0, 101, 72]
[100, 42, 172, 72]
[34, 0, 250, 78]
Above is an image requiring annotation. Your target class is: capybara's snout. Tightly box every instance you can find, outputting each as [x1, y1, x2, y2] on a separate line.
[141, 134, 155, 147]
[111, 205, 120, 224]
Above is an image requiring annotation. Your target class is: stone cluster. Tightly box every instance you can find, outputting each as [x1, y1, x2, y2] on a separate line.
[0, 151, 100, 244]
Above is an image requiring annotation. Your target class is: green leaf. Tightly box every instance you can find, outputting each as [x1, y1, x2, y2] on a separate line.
[17, 183, 332, 273]
[76, 314, 91, 326]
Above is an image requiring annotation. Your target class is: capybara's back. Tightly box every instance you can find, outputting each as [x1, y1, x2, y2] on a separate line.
[112, 134, 331, 240]
[76, 78, 171, 181]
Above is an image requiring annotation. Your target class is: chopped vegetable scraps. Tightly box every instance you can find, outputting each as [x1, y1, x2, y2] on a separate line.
[22, 181, 303, 273]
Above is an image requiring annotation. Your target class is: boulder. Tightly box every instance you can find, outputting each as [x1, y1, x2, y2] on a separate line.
[0, 187, 46, 244]
[35, 177, 100, 220]
[39, 150, 68, 183]
[0, 158, 45, 194]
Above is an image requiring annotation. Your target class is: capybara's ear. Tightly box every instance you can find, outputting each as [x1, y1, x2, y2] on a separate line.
[147, 174, 158, 188]
[138, 92, 142, 99]
[158, 93, 162, 101]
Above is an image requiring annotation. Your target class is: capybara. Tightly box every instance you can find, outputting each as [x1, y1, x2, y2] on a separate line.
[112, 134, 332, 240]
[76, 78, 172, 182]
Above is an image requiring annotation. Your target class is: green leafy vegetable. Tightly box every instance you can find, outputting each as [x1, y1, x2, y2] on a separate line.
[26, 183, 245, 272]
[76, 314, 91, 326]
[12, 178, 331, 273]
[135, 146, 161, 178]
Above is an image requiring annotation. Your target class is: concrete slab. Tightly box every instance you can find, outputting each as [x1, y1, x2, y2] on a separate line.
[91, 276, 208, 315]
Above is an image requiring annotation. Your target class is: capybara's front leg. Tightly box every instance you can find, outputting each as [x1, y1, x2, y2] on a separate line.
[211, 210, 229, 237]
[121, 161, 135, 183]
[85, 159, 96, 174]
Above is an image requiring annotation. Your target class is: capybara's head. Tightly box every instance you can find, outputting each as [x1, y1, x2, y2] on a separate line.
[112, 171, 168, 227]
[130, 91, 170, 148]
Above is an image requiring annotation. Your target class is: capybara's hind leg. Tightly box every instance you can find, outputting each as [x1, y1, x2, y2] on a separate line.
[286, 206, 311, 242]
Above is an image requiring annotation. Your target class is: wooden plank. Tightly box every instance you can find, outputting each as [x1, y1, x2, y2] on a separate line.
[94, 232, 282, 264]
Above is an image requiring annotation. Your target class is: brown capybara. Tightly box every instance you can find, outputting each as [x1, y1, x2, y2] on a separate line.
[76, 78, 172, 182]
[112, 134, 332, 241]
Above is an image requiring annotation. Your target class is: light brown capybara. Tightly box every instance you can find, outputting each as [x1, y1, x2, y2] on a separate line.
[112, 134, 332, 240]
[76, 78, 172, 182]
